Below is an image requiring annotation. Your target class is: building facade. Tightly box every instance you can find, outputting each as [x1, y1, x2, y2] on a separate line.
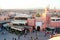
[0, 8, 60, 31]
[27, 8, 60, 30]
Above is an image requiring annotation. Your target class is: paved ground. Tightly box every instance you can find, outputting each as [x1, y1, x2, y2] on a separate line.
[0, 30, 50, 40]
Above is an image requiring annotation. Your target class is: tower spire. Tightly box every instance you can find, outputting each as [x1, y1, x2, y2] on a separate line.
[45, 5, 50, 13]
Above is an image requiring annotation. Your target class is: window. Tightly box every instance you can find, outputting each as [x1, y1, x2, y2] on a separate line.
[13, 24, 25, 26]
[20, 18, 27, 20]
[56, 19, 60, 21]
[51, 19, 60, 22]
[13, 24, 19, 26]
[15, 17, 27, 20]
[51, 19, 55, 21]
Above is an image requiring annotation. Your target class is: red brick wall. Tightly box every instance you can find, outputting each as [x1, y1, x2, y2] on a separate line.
[27, 19, 35, 26]
[50, 22, 60, 27]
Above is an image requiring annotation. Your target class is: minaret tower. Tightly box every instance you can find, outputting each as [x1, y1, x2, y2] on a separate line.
[45, 5, 50, 14]
[45, 5, 51, 27]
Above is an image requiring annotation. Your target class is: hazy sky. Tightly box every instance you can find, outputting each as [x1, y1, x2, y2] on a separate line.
[0, 0, 60, 9]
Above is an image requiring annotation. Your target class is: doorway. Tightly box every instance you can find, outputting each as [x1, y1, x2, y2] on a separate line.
[37, 26, 40, 31]
[36, 21, 42, 31]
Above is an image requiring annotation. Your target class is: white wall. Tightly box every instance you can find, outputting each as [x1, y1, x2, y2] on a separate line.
[36, 21, 42, 29]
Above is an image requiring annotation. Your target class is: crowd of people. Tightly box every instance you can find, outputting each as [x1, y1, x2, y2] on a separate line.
[0, 26, 58, 40]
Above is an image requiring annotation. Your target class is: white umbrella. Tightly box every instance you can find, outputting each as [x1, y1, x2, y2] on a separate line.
[49, 36, 60, 40]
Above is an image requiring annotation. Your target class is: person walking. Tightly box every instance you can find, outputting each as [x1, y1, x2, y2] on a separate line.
[4, 38, 6, 40]
[15, 38, 16, 40]
[18, 34, 21, 39]
[31, 36, 33, 40]
[12, 37, 14, 40]
[44, 30, 47, 36]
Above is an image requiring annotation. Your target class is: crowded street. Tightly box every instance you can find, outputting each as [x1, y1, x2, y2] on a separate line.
[0, 30, 50, 40]
[0, 0, 60, 40]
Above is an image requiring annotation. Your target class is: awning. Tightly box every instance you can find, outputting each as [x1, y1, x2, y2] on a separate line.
[11, 26, 24, 31]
